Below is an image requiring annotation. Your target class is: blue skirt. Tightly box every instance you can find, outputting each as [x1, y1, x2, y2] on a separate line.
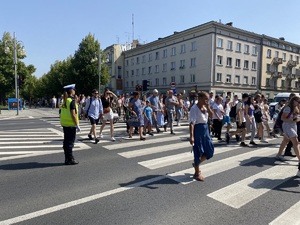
[193, 123, 214, 160]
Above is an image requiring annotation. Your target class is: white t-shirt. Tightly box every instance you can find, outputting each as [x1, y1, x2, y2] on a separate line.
[236, 101, 246, 122]
[212, 102, 224, 120]
[224, 102, 231, 117]
[190, 104, 208, 124]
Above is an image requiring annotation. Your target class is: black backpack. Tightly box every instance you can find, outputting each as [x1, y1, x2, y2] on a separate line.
[229, 101, 240, 118]
[274, 107, 293, 132]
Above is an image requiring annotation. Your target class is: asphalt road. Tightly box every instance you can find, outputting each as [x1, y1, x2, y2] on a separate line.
[0, 116, 299, 225]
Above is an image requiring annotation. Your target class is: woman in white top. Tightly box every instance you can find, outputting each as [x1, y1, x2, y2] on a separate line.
[212, 96, 224, 140]
[189, 92, 214, 181]
[276, 96, 300, 177]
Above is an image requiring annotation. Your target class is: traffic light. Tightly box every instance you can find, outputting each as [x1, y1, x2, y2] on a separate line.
[18, 77, 24, 88]
[135, 85, 142, 91]
[142, 80, 150, 91]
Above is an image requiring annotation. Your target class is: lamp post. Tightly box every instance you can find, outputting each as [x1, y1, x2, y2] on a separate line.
[5, 32, 25, 116]
[98, 49, 101, 94]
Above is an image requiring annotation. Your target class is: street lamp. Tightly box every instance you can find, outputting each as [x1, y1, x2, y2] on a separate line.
[98, 49, 101, 94]
[4, 32, 25, 116]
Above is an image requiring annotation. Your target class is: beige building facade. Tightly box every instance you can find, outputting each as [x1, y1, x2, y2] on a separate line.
[260, 36, 300, 99]
[122, 21, 262, 98]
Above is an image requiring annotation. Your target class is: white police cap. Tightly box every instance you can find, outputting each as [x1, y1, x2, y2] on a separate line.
[63, 84, 75, 91]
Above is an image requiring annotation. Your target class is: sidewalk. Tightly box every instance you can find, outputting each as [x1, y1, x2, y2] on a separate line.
[0, 108, 59, 119]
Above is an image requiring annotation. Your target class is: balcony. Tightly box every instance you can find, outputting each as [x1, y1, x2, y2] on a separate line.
[271, 72, 282, 79]
[287, 60, 297, 67]
[272, 57, 283, 64]
[285, 74, 296, 80]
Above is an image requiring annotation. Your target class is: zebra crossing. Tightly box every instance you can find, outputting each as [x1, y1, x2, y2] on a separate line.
[0, 127, 90, 161]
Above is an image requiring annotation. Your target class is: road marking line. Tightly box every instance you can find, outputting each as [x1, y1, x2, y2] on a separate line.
[207, 160, 298, 209]
[0, 175, 166, 225]
[167, 145, 279, 185]
[138, 145, 241, 169]
[269, 200, 300, 225]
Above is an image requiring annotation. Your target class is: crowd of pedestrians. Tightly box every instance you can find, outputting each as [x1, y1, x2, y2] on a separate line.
[58, 84, 299, 178]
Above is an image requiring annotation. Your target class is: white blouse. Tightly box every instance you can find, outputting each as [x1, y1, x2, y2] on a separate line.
[190, 104, 208, 124]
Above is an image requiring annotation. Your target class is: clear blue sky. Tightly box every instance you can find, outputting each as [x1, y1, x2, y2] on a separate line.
[1, 0, 300, 78]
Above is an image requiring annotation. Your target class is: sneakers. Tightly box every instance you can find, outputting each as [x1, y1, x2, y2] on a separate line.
[240, 142, 249, 147]
[95, 138, 100, 144]
[225, 133, 230, 144]
[275, 155, 286, 161]
[88, 134, 93, 140]
[65, 159, 79, 165]
[260, 139, 268, 143]
[147, 132, 154, 136]
[249, 141, 258, 146]
[99, 133, 103, 138]
[111, 137, 116, 142]
[284, 151, 296, 157]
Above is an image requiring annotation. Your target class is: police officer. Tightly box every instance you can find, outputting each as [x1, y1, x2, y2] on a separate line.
[60, 84, 80, 165]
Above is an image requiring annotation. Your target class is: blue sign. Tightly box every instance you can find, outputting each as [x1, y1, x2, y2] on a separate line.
[8, 98, 23, 110]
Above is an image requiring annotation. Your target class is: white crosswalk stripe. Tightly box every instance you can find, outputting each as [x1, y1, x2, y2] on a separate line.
[0, 127, 90, 161]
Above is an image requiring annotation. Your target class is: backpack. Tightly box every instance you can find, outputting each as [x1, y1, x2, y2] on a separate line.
[274, 107, 293, 132]
[229, 101, 240, 118]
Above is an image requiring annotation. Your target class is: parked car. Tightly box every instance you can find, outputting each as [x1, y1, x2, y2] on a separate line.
[269, 93, 299, 117]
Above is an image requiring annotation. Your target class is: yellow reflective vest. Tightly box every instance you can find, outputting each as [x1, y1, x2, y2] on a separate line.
[60, 97, 79, 127]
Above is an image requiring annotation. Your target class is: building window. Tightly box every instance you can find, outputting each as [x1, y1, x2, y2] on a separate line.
[226, 74, 231, 83]
[163, 63, 167, 72]
[217, 55, 223, 65]
[136, 69, 139, 76]
[126, 81, 128, 88]
[131, 70, 134, 76]
[180, 75, 185, 83]
[126, 71, 129, 77]
[252, 46, 257, 55]
[236, 59, 241, 68]
[227, 40, 233, 50]
[171, 76, 175, 82]
[235, 75, 240, 84]
[290, 54, 293, 60]
[126, 60, 129, 66]
[163, 77, 167, 85]
[244, 45, 249, 54]
[226, 57, 232, 67]
[282, 66, 286, 74]
[171, 61, 176, 70]
[252, 62, 257, 70]
[244, 60, 249, 69]
[136, 57, 140, 64]
[180, 44, 186, 53]
[216, 73, 222, 82]
[243, 76, 248, 85]
[180, 60, 185, 69]
[282, 53, 286, 61]
[296, 56, 299, 64]
[217, 38, 223, 48]
[155, 51, 159, 60]
[266, 78, 270, 86]
[163, 49, 167, 58]
[191, 58, 196, 67]
[266, 63, 271, 72]
[236, 43, 241, 52]
[136, 80, 139, 85]
[155, 65, 159, 73]
[142, 68, 146, 75]
[155, 78, 159, 85]
[190, 74, 195, 82]
[149, 53, 152, 61]
[142, 55, 146, 63]
[266, 40, 271, 46]
[267, 49, 271, 58]
[191, 41, 197, 51]
[281, 80, 285, 87]
[148, 66, 152, 74]
[131, 81, 134, 87]
[171, 47, 176, 56]
[275, 51, 279, 58]
[251, 77, 256, 85]
[131, 58, 134, 66]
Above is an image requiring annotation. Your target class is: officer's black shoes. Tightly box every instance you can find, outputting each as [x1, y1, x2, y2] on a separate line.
[88, 134, 93, 140]
[95, 138, 100, 144]
[65, 159, 79, 165]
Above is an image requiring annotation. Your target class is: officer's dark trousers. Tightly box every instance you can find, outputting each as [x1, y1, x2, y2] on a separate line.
[63, 127, 76, 160]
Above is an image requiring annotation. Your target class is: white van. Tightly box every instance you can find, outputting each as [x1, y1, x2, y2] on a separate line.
[269, 93, 299, 117]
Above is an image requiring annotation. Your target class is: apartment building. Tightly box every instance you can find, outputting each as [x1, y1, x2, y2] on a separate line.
[260, 36, 300, 98]
[122, 21, 262, 98]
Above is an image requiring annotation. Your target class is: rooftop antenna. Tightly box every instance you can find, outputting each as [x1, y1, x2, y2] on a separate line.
[132, 13, 134, 42]
[116, 35, 119, 44]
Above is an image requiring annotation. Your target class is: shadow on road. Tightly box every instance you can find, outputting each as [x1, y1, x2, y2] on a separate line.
[0, 162, 64, 170]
